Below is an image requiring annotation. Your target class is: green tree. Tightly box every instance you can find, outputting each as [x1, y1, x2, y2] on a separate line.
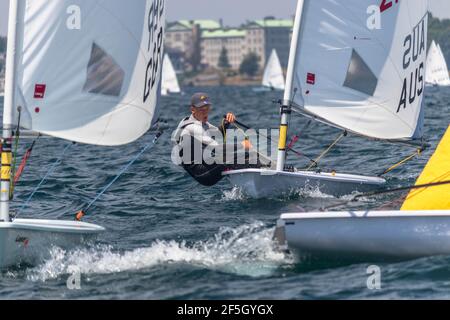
[0, 37, 6, 54]
[239, 52, 260, 77]
[428, 13, 450, 65]
[218, 47, 231, 69]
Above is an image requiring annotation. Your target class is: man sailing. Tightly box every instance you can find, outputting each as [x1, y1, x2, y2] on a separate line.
[173, 93, 260, 186]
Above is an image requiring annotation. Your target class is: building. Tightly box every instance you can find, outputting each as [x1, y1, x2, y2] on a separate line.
[164, 17, 294, 73]
[201, 29, 246, 70]
[165, 20, 221, 71]
[245, 18, 293, 69]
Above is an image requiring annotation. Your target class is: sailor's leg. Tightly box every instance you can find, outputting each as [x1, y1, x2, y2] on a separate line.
[183, 164, 226, 187]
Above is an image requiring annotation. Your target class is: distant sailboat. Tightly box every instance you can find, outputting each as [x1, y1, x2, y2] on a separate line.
[425, 41, 450, 87]
[0, 0, 165, 268]
[161, 54, 181, 96]
[225, 0, 427, 198]
[257, 49, 285, 91]
[276, 125, 450, 262]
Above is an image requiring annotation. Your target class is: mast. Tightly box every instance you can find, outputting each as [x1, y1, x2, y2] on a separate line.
[276, 0, 305, 171]
[1, 0, 20, 222]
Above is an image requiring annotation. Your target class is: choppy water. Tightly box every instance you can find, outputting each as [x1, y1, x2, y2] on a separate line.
[0, 85, 449, 300]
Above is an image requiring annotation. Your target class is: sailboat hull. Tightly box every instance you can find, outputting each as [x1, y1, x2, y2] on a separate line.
[223, 169, 386, 198]
[276, 211, 450, 262]
[0, 219, 104, 268]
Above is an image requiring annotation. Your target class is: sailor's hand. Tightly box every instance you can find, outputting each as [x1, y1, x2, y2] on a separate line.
[242, 138, 253, 150]
[226, 113, 236, 124]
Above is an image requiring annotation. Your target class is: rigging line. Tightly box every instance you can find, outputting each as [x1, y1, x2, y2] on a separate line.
[10, 107, 22, 199]
[378, 146, 426, 176]
[231, 122, 273, 165]
[286, 120, 312, 156]
[231, 118, 317, 165]
[306, 131, 348, 171]
[14, 134, 41, 185]
[321, 180, 450, 212]
[17, 142, 76, 217]
[82, 131, 164, 216]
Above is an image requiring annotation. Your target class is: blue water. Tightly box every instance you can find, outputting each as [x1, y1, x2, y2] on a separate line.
[0, 86, 449, 299]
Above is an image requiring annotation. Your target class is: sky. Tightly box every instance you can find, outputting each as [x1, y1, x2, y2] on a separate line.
[1, 0, 450, 36]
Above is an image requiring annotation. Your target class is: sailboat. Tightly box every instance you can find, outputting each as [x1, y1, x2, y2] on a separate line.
[224, 0, 427, 198]
[425, 41, 450, 87]
[275, 125, 450, 262]
[161, 54, 181, 96]
[0, 0, 165, 268]
[254, 49, 285, 92]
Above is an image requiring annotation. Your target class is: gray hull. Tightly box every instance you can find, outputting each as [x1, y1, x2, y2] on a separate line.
[0, 219, 104, 268]
[224, 169, 386, 198]
[276, 211, 450, 262]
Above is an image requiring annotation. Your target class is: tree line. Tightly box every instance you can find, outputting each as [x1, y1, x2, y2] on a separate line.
[429, 14, 450, 65]
[0, 36, 6, 74]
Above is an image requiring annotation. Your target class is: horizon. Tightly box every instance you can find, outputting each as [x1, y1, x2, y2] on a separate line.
[1, 0, 450, 36]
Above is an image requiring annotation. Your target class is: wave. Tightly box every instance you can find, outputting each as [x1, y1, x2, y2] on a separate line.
[27, 222, 293, 282]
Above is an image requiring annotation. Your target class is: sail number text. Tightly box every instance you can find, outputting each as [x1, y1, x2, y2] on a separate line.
[144, 0, 165, 103]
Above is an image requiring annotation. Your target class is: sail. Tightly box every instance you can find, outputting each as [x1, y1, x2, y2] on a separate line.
[437, 44, 450, 86]
[426, 41, 450, 86]
[287, 0, 428, 140]
[161, 54, 181, 96]
[5, 0, 165, 146]
[401, 126, 450, 211]
[262, 49, 285, 90]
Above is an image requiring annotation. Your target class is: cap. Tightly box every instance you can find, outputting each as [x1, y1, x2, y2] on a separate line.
[191, 93, 212, 108]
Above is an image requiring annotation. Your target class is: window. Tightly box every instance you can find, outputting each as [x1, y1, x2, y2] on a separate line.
[343, 49, 378, 96]
[83, 43, 124, 97]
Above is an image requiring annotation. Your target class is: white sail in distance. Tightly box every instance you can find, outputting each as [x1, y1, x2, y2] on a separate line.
[262, 49, 285, 91]
[426, 41, 450, 86]
[286, 0, 428, 141]
[6, 0, 165, 146]
[161, 54, 181, 96]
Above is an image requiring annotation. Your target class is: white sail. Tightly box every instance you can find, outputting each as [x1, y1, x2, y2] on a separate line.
[437, 44, 450, 86]
[262, 49, 285, 90]
[426, 42, 450, 86]
[161, 54, 181, 96]
[6, 0, 165, 146]
[286, 0, 427, 140]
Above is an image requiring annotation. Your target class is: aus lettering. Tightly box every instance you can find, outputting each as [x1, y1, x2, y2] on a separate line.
[397, 16, 426, 113]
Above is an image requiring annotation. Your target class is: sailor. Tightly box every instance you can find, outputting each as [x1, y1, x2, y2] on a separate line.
[173, 93, 256, 186]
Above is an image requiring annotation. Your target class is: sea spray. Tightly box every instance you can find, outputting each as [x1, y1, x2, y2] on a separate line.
[27, 222, 294, 282]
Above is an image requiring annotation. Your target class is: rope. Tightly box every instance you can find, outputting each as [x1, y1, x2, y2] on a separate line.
[306, 131, 347, 171]
[9, 108, 22, 199]
[17, 142, 76, 216]
[231, 118, 317, 166]
[81, 132, 163, 216]
[231, 122, 275, 166]
[14, 135, 40, 184]
[379, 147, 425, 176]
[321, 180, 450, 211]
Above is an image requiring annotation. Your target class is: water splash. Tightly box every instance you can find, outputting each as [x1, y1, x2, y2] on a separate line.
[221, 187, 248, 201]
[295, 185, 335, 199]
[27, 222, 293, 282]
